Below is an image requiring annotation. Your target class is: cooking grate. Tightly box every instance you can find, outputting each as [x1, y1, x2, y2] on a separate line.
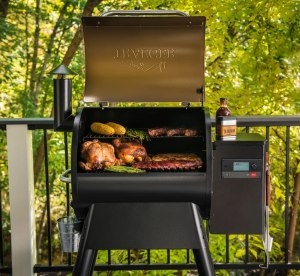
[81, 131, 205, 142]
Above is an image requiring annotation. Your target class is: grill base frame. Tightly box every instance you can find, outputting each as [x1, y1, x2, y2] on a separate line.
[73, 202, 215, 276]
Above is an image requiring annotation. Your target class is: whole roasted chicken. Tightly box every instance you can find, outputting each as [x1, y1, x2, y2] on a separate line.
[112, 138, 149, 165]
[79, 139, 120, 171]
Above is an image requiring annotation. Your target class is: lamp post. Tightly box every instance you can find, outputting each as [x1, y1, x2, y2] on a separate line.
[49, 64, 76, 131]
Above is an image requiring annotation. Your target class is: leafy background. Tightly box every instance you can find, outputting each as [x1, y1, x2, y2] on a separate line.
[0, 0, 299, 275]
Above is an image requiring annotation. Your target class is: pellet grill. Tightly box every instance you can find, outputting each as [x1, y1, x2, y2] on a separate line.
[53, 10, 269, 276]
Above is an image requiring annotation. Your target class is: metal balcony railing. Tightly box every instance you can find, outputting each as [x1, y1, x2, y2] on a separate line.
[0, 116, 300, 275]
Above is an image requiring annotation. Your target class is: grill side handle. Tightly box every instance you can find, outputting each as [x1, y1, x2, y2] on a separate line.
[60, 169, 71, 183]
[101, 10, 188, 17]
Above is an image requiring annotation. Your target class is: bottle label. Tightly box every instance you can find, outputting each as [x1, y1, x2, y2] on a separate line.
[216, 117, 237, 140]
[219, 125, 237, 136]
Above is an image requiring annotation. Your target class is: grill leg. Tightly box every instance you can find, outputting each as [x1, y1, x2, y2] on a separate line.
[72, 204, 98, 276]
[191, 204, 215, 276]
[193, 249, 215, 276]
[72, 249, 97, 276]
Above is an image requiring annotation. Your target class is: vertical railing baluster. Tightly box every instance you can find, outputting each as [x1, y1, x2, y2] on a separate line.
[63, 132, 72, 265]
[108, 249, 111, 264]
[128, 249, 131, 265]
[226, 235, 229, 263]
[167, 249, 171, 264]
[285, 126, 290, 264]
[265, 126, 270, 145]
[64, 132, 70, 216]
[0, 130, 7, 271]
[0, 181, 4, 267]
[186, 249, 190, 264]
[43, 129, 52, 266]
[147, 249, 151, 264]
[245, 235, 249, 263]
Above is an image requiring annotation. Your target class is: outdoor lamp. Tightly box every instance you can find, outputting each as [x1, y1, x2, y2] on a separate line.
[49, 64, 76, 131]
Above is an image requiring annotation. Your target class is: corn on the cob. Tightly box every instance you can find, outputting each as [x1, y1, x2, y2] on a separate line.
[90, 122, 115, 136]
[106, 122, 126, 135]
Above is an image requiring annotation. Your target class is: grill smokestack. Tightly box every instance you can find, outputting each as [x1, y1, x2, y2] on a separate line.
[49, 64, 76, 131]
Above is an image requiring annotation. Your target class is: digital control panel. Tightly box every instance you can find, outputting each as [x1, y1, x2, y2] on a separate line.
[222, 159, 263, 179]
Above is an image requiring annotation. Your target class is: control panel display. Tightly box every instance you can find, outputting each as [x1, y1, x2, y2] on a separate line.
[222, 159, 263, 179]
[233, 161, 250, 172]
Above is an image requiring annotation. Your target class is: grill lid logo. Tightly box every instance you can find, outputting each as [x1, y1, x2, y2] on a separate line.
[114, 48, 175, 72]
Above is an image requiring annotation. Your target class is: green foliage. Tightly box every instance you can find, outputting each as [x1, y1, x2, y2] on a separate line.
[0, 0, 299, 273]
[94, 249, 198, 275]
[1, 0, 299, 117]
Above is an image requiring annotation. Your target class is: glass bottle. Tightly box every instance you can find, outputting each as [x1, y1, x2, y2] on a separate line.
[216, 98, 236, 140]
[216, 98, 231, 118]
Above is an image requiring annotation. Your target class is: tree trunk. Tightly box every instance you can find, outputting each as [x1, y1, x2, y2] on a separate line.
[288, 172, 300, 261]
[0, 0, 9, 18]
[29, 0, 41, 109]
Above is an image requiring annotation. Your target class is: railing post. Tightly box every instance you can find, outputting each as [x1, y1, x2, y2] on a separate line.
[6, 125, 36, 276]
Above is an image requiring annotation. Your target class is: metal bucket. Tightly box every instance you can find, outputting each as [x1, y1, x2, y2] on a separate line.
[57, 216, 82, 253]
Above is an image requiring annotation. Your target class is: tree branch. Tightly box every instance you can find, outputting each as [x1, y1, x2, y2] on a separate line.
[62, 0, 102, 66]
[288, 172, 300, 261]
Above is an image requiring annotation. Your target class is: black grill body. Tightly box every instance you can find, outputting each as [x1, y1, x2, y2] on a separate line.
[71, 106, 212, 219]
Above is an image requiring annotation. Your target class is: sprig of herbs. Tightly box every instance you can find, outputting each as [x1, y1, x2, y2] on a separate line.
[126, 128, 150, 143]
[104, 165, 145, 173]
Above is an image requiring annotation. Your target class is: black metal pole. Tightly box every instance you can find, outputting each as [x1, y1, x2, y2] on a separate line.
[53, 78, 72, 130]
[191, 204, 216, 276]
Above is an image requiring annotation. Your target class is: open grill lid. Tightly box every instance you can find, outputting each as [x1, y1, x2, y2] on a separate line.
[81, 14, 206, 103]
